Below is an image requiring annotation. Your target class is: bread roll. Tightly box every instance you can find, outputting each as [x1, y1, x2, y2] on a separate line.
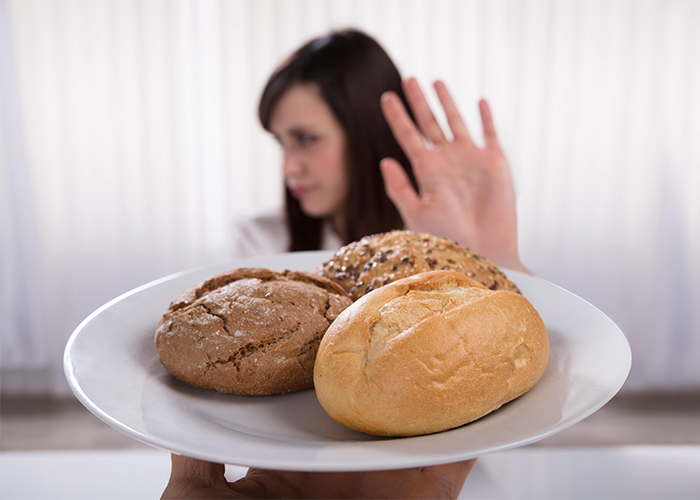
[317, 230, 519, 301]
[155, 268, 352, 396]
[313, 270, 548, 436]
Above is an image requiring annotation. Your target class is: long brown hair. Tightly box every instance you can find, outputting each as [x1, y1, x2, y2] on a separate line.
[258, 29, 416, 251]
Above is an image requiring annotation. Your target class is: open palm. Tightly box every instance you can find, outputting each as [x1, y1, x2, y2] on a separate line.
[380, 78, 526, 272]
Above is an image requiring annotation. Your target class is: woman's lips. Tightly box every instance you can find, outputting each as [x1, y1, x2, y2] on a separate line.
[288, 184, 315, 199]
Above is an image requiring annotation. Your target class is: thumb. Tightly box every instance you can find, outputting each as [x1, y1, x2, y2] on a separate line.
[380, 158, 420, 220]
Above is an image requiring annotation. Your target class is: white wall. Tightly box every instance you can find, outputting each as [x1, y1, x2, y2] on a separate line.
[1, 0, 699, 395]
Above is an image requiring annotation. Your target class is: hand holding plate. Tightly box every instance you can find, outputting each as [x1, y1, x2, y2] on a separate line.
[161, 454, 476, 499]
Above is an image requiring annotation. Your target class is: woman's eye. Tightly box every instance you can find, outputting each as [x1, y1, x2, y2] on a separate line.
[298, 134, 316, 146]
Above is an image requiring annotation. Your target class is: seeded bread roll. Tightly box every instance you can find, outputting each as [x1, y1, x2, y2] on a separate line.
[316, 230, 519, 301]
[313, 270, 548, 437]
[155, 268, 352, 396]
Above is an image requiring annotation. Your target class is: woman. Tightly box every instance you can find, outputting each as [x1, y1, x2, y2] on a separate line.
[164, 28, 526, 499]
[233, 28, 526, 272]
[233, 29, 417, 255]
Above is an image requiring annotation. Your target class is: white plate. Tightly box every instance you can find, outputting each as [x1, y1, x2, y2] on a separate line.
[64, 251, 631, 472]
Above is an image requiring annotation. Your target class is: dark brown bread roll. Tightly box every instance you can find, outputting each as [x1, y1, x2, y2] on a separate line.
[316, 230, 519, 301]
[155, 268, 352, 396]
[314, 270, 549, 437]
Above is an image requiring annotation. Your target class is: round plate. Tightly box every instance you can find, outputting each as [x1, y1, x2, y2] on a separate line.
[64, 251, 631, 471]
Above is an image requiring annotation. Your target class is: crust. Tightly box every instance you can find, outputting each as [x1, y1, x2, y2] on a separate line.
[155, 268, 352, 396]
[313, 270, 549, 436]
[316, 230, 520, 300]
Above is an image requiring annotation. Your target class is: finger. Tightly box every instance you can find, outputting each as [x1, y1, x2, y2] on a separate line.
[403, 77, 448, 145]
[479, 98, 500, 149]
[420, 459, 478, 498]
[380, 91, 427, 163]
[168, 454, 226, 488]
[434, 80, 473, 146]
[380, 158, 421, 218]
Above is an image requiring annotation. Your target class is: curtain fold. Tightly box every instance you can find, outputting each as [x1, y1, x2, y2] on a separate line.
[1, 0, 48, 373]
[2, 0, 699, 395]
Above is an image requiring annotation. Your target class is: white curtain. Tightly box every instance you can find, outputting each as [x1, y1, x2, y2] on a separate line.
[1, 0, 698, 395]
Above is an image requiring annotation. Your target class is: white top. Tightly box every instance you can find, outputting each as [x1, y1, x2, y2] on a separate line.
[231, 207, 343, 258]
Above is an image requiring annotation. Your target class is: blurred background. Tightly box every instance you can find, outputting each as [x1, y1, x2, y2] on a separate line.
[2, 3, 699, 498]
[1, 0, 699, 404]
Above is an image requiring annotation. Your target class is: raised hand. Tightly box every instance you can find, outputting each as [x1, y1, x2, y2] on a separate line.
[380, 78, 527, 272]
[161, 454, 476, 499]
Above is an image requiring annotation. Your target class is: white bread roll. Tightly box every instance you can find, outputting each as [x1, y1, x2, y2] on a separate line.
[313, 270, 549, 437]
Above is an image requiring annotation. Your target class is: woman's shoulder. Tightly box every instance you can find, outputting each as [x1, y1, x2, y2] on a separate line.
[231, 207, 290, 258]
[236, 206, 286, 227]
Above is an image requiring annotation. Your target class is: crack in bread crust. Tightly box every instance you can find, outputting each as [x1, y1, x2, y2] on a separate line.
[204, 323, 301, 373]
[368, 287, 487, 348]
[200, 303, 232, 337]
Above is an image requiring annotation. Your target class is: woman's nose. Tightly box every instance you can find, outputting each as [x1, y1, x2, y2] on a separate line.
[282, 152, 304, 177]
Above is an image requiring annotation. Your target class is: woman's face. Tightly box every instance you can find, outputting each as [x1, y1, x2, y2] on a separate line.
[269, 83, 350, 228]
